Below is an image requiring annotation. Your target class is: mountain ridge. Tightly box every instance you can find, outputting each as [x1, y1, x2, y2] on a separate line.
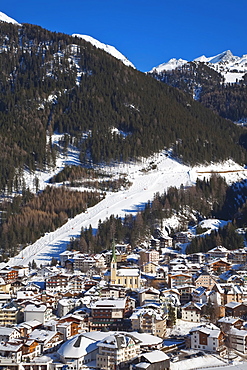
[0, 11, 20, 25]
[150, 50, 247, 83]
[72, 34, 135, 68]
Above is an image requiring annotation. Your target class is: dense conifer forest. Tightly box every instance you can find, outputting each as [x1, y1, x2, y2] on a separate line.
[0, 22, 247, 195]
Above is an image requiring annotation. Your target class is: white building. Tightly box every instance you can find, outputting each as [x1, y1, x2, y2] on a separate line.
[190, 323, 225, 354]
[24, 304, 53, 324]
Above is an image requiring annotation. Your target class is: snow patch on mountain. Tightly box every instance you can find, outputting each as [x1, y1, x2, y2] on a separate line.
[0, 11, 21, 26]
[72, 34, 135, 69]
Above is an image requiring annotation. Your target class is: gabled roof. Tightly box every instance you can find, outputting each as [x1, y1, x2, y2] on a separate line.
[190, 323, 221, 338]
[208, 258, 231, 266]
[218, 317, 243, 324]
[182, 301, 203, 311]
[207, 246, 229, 253]
[225, 301, 245, 309]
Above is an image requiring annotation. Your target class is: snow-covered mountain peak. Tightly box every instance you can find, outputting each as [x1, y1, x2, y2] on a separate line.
[72, 34, 135, 69]
[0, 11, 21, 25]
[195, 50, 238, 64]
[150, 57, 188, 73]
[209, 50, 235, 63]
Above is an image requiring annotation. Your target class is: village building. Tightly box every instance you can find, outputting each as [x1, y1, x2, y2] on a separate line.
[194, 271, 218, 290]
[168, 273, 192, 288]
[224, 301, 247, 318]
[217, 316, 244, 332]
[227, 327, 247, 354]
[210, 284, 243, 306]
[207, 259, 231, 274]
[24, 303, 53, 324]
[142, 261, 158, 274]
[0, 326, 21, 342]
[139, 249, 160, 270]
[181, 301, 203, 322]
[191, 286, 209, 305]
[96, 333, 141, 370]
[0, 302, 24, 325]
[57, 333, 98, 368]
[206, 246, 230, 260]
[189, 324, 225, 355]
[45, 273, 71, 292]
[90, 298, 127, 331]
[130, 307, 166, 338]
[131, 350, 170, 370]
[175, 285, 195, 305]
[138, 287, 160, 306]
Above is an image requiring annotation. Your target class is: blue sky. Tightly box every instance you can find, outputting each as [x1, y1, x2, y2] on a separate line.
[2, 0, 247, 71]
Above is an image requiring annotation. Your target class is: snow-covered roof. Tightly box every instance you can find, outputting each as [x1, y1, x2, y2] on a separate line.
[0, 342, 22, 352]
[24, 304, 47, 312]
[130, 332, 163, 346]
[229, 327, 247, 337]
[130, 308, 164, 321]
[0, 326, 19, 335]
[218, 317, 242, 324]
[97, 333, 139, 349]
[225, 301, 243, 309]
[141, 350, 169, 363]
[182, 301, 203, 310]
[208, 245, 229, 253]
[190, 323, 221, 338]
[29, 329, 58, 344]
[117, 268, 140, 277]
[91, 298, 126, 309]
[138, 287, 160, 295]
[58, 333, 97, 359]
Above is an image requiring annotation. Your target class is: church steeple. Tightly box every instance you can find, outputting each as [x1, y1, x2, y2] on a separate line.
[111, 238, 117, 263]
[110, 239, 117, 284]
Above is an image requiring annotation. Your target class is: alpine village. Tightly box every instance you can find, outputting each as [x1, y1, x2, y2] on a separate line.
[1, 10, 247, 370]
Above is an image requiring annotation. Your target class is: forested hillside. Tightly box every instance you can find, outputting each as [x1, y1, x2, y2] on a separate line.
[0, 22, 247, 194]
[150, 62, 247, 123]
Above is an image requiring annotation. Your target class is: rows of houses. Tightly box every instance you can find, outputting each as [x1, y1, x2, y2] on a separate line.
[1, 238, 247, 368]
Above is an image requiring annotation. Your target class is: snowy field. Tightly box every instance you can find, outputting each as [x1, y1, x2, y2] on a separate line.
[2, 141, 247, 268]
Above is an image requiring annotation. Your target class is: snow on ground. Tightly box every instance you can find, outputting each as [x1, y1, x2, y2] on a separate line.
[223, 72, 246, 83]
[170, 354, 227, 370]
[3, 146, 247, 269]
[198, 219, 231, 234]
[204, 363, 247, 370]
[72, 34, 135, 69]
[167, 319, 199, 337]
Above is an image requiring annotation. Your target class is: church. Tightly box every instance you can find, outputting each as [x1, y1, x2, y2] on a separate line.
[109, 241, 141, 289]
